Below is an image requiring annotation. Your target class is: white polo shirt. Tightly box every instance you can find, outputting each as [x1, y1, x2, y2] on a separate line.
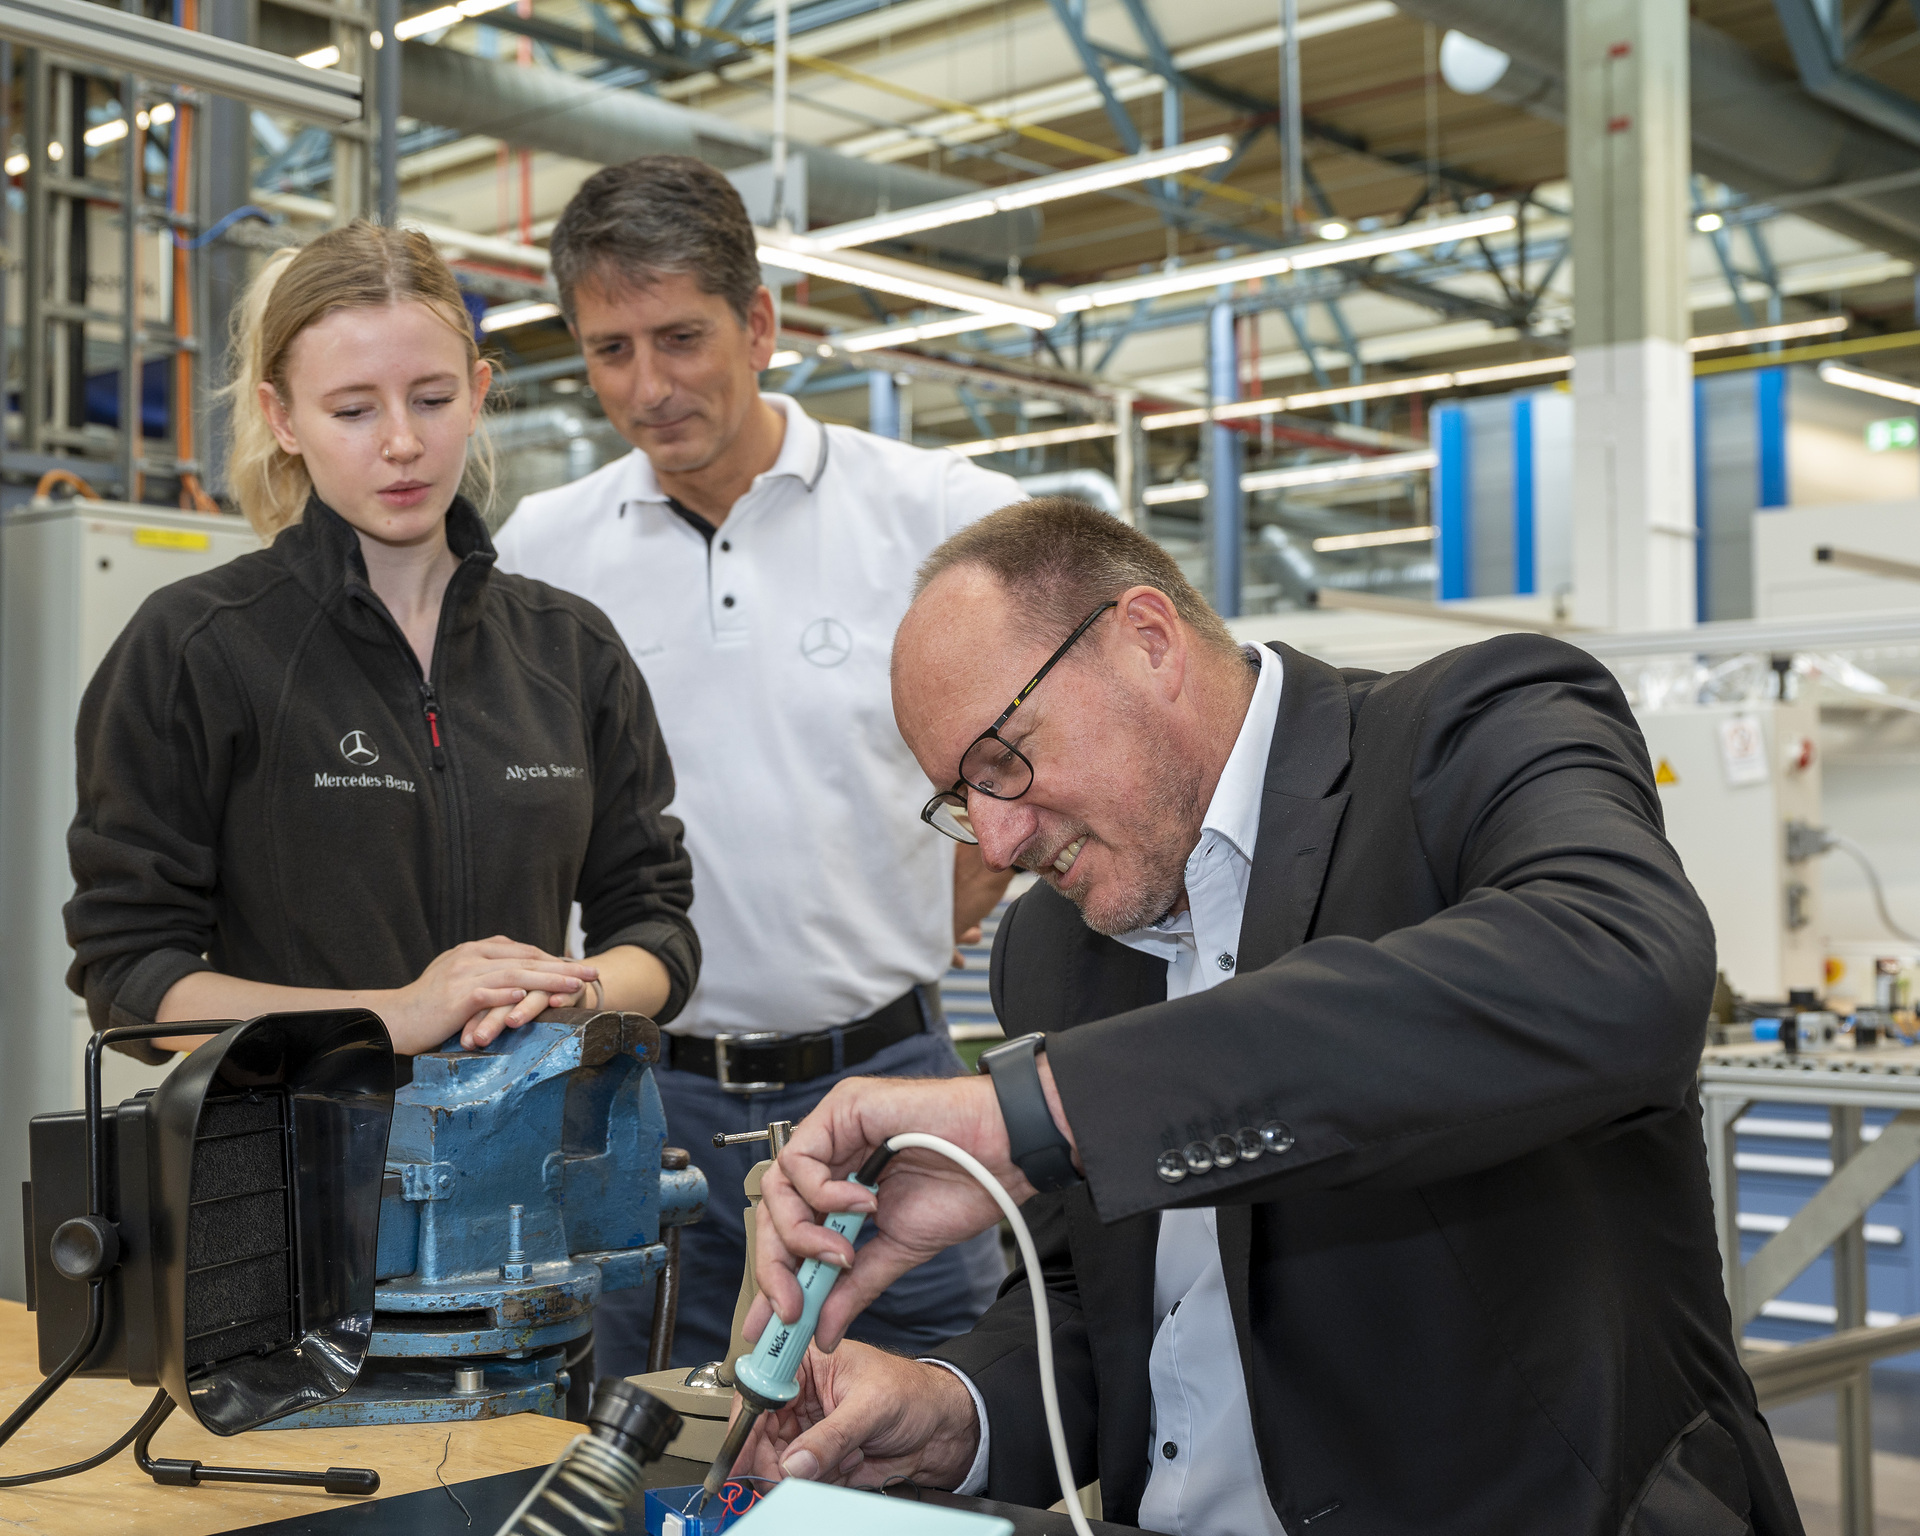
[493, 394, 1024, 1037]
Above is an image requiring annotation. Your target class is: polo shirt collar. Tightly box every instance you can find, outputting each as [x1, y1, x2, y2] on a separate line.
[617, 392, 828, 507]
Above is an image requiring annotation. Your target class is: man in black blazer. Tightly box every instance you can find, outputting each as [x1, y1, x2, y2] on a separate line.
[738, 497, 1802, 1535]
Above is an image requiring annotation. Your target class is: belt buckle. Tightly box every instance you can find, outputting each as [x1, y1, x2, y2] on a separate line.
[712, 1031, 786, 1095]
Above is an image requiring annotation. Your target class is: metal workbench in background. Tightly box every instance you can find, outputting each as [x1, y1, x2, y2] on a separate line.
[1702, 1041, 1920, 1536]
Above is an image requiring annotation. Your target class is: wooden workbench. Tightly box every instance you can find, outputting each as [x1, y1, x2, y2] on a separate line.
[0, 1299, 578, 1533]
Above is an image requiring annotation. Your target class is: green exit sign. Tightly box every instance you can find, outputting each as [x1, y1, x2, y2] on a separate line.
[1866, 416, 1918, 451]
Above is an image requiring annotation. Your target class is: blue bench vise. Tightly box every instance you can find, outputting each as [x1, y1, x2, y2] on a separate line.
[266, 1007, 706, 1427]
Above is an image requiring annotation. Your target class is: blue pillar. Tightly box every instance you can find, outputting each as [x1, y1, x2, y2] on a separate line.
[1756, 367, 1788, 507]
[868, 370, 900, 440]
[1434, 404, 1470, 601]
[1208, 294, 1242, 618]
[1512, 394, 1536, 596]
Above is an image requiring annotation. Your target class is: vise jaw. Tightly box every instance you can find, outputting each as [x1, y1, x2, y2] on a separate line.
[265, 1008, 706, 1428]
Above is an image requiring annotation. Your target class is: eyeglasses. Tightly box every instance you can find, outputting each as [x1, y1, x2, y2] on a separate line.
[920, 600, 1118, 844]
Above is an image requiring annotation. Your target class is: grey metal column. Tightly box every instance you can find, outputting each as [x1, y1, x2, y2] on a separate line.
[1832, 1105, 1875, 1536]
[200, 0, 255, 499]
[1566, 0, 1695, 630]
[119, 69, 140, 500]
[22, 52, 45, 456]
[1703, 1092, 1752, 1320]
[867, 370, 899, 440]
[1279, 0, 1301, 231]
[376, 0, 398, 224]
[1207, 291, 1241, 617]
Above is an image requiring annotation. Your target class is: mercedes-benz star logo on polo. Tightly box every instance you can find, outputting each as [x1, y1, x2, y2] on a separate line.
[339, 730, 380, 766]
[799, 618, 853, 668]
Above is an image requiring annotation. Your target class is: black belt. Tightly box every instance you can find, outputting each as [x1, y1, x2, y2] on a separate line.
[662, 984, 939, 1093]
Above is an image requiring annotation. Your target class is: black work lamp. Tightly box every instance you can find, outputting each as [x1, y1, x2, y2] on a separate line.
[3, 1011, 395, 1493]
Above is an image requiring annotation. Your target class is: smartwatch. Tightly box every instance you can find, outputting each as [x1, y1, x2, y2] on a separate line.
[978, 1032, 1080, 1194]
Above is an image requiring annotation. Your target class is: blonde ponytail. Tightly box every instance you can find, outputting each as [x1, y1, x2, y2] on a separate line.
[220, 222, 495, 540]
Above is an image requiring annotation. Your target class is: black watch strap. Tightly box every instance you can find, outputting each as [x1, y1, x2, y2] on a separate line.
[978, 1033, 1080, 1194]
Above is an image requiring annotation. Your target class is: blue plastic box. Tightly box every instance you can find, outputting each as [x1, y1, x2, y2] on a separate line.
[643, 1483, 765, 1535]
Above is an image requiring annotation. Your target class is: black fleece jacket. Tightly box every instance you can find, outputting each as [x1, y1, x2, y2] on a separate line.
[65, 494, 697, 1062]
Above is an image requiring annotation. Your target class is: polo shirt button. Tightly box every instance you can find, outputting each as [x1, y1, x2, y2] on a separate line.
[1210, 1133, 1238, 1168]
[720, 540, 732, 551]
[1260, 1120, 1295, 1154]
[722, 594, 736, 608]
[1182, 1141, 1214, 1176]
[1162, 1442, 1178, 1460]
[1155, 1150, 1187, 1184]
[1216, 952, 1235, 972]
[1235, 1127, 1263, 1161]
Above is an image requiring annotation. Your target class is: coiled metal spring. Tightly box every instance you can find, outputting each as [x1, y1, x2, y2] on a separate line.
[498, 1433, 641, 1536]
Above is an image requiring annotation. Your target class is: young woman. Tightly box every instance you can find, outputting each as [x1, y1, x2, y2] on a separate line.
[66, 221, 697, 1062]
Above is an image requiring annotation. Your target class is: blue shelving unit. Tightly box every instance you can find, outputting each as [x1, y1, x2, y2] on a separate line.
[1735, 1103, 1920, 1370]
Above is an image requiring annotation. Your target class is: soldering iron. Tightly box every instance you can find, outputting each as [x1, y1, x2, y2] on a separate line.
[695, 1143, 897, 1512]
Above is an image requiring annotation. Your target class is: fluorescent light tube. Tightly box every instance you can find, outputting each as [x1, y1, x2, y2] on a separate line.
[1241, 451, 1436, 492]
[838, 313, 1010, 352]
[1818, 361, 1920, 406]
[756, 228, 1057, 328]
[479, 300, 561, 333]
[1313, 525, 1436, 551]
[808, 138, 1236, 251]
[1144, 451, 1437, 505]
[1690, 316, 1846, 350]
[1057, 211, 1518, 314]
[948, 423, 1118, 457]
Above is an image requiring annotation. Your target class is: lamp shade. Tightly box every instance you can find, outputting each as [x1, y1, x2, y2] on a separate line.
[25, 1010, 395, 1435]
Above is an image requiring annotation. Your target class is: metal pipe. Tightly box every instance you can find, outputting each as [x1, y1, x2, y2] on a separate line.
[396, 42, 1038, 262]
[868, 370, 900, 440]
[1280, 0, 1301, 232]
[1016, 469, 1122, 516]
[770, 0, 789, 231]
[375, 0, 398, 224]
[1207, 293, 1242, 617]
[1747, 1313, 1920, 1408]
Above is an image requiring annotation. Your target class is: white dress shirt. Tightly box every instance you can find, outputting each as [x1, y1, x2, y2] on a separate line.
[494, 395, 1024, 1036]
[942, 644, 1288, 1536]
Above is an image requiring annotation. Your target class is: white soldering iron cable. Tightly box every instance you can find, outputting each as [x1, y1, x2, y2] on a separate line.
[882, 1132, 1096, 1536]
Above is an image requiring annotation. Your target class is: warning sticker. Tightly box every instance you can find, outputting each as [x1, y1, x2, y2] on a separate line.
[134, 527, 212, 552]
[1654, 758, 1680, 787]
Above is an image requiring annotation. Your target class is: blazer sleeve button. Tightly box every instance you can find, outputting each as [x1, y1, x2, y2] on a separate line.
[1236, 1128, 1264, 1161]
[1155, 1150, 1188, 1184]
[1182, 1140, 1215, 1176]
[1260, 1121, 1296, 1154]
[1210, 1133, 1239, 1168]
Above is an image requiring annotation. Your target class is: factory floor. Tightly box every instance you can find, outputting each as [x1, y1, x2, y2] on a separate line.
[1771, 1373, 1920, 1534]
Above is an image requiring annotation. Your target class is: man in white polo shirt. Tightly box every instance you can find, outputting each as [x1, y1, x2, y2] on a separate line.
[494, 154, 1021, 1378]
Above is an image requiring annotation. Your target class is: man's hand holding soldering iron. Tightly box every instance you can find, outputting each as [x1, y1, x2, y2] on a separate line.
[721, 1071, 1069, 1489]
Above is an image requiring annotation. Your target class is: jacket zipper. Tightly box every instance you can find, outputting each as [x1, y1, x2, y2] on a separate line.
[419, 681, 447, 769]
[352, 564, 471, 947]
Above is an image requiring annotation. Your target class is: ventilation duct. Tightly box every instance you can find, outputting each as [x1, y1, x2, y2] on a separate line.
[1396, 0, 1920, 267]
[395, 42, 1038, 264]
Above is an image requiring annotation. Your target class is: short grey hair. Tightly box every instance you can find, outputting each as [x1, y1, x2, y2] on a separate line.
[548, 155, 763, 324]
[915, 495, 1242, 658]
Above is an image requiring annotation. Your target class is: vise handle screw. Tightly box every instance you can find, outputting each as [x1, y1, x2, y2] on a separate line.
[712, 1120, 794, 1159]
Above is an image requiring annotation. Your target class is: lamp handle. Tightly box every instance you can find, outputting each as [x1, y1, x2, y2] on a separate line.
[134, 1395, 379, 1496]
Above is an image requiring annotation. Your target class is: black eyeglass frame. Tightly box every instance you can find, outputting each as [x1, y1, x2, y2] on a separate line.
[919, 600, 1118, 844]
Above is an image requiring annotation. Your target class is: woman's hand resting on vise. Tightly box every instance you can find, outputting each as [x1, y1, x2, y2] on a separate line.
[153, 935, 600, 1056]
[392, 936, 600, 1053]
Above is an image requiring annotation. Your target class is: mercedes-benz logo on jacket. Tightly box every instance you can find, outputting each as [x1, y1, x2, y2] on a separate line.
[339, 730, 380, 766]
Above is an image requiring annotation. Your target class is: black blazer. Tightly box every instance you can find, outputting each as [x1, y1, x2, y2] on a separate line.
[929, 635, 1801, 1536]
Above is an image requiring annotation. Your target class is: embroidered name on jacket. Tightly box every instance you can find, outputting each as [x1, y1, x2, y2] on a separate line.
[504, 763, 583, 781]
[314, 771, 416, 792]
